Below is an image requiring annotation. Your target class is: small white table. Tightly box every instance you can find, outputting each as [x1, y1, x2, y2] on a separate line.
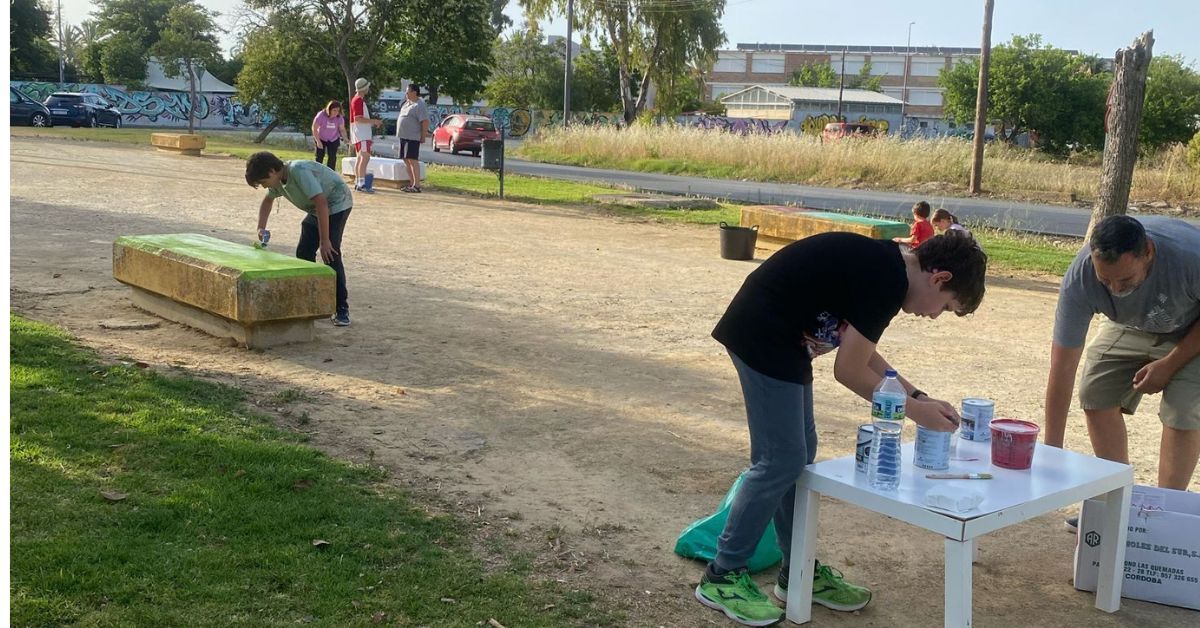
[786, 437, 1134, 627]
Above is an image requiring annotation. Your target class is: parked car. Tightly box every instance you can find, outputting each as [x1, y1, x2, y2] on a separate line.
[10, 87, 53, 127]
[431, 114, 500, 156]
[43, 92, 123, 128]
[820, 122, 878, 142]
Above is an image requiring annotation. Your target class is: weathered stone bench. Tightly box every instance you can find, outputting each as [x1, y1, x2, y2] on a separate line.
[112, 234, 336, 348]
[340, 156, 426, 189]
[150, 133, 206, 156]
[741, 205, 909, 242]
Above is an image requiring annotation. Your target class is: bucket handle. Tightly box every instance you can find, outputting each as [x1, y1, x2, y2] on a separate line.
[719, 222, 759, 232]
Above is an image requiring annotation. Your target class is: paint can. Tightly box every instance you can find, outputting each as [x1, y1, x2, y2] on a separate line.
[259, 229, 271, 247]
[990, 419, 1041, 470]
[855, 424, 875, 474]
[914, 425, 951, 470]
[960, 398, 995, 442]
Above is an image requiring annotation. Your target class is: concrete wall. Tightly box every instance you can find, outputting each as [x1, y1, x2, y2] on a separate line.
[11, 81, 273, 130]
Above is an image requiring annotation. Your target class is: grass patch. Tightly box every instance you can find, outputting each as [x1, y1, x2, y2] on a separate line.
[9, 315, 614, 627]
[13, 126, 1074, 274]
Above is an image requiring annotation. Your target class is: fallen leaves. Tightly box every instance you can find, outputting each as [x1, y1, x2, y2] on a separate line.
[100, 490, 128, 502]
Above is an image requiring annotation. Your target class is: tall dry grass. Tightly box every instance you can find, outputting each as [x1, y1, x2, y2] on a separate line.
[517, 126, 1200, 206]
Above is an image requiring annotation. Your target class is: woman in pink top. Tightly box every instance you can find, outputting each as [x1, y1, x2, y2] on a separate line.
[311, 101, 349, 169]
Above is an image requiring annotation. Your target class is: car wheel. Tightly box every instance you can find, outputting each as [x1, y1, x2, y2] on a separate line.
[472, 149, 480, 157]
[114, 116, 122, 128]
[31, 113, 48, 127]
[449, 140, 457, 155]
[89, 115, 98, 128]
[432, 139, 440, 153]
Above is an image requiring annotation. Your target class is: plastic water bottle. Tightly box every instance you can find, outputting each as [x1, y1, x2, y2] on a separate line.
[868, 369, 906, 491]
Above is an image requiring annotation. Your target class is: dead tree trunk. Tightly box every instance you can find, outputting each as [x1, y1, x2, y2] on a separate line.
[1090, 31, 1154, 236]
[968, 0, 994, 195]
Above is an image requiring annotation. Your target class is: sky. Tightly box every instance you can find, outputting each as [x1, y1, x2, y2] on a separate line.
[54, 0, 1199, 63]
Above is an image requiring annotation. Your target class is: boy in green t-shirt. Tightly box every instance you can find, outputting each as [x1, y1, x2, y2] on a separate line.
[245, 151, 354, 326]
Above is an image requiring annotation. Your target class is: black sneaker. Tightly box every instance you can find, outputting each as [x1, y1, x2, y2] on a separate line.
[1065, 516, 1078, 533]
[331, 310, 351, 327]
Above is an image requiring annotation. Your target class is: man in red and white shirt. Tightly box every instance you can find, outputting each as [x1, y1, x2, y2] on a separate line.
[349, 77, 382, 193]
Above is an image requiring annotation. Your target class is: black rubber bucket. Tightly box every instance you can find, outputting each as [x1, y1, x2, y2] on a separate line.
[719, 222, 758, 260]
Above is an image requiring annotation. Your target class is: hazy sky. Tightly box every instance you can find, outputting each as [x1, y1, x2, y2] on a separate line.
[55, 0, 1199, 62]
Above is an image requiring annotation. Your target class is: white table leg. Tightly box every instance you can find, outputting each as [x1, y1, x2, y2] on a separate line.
[785, 487, 819, 625]
[1095, 483, 1132, 612]
[945, 538, 973, 628]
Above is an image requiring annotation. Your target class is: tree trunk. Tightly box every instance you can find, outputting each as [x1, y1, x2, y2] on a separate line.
[186, 61, 197, 135]
[1090, 30, 1154, 236]
[619, 66, 636, 125]
[253, 118, 280, 144]
[426, 84, 440, 106]
[968, 0, 994, 194]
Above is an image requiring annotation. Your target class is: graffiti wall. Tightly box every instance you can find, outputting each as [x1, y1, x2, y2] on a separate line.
[10, 81, 274, 129]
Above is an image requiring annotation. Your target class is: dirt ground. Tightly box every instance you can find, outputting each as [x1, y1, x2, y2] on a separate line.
[9, 136, 1197, 627]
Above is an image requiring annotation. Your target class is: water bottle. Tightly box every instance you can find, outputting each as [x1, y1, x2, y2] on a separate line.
[868, 369, 906, 491]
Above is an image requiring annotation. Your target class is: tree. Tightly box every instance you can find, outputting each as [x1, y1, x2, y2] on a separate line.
[386, 0, 495, 105]
[1093, 31, 1154, 231]
[1140, 55, 1200, 150]
[571, 43, 621, 112]
[206, 54, 245, 87]
[75, 20, 109, 82]
[151, 3, 222, 134]
[788, 60, 881, 91]
[484, 27, 563, 109]
[522, 0, 726, 123]
[93, 0, 179, 49]
[237, 11, 349, 141]
[941, 34, 1111, 153]
[10, 0, 59, 78]
[490, 0, 513, 34]
[100, 31, 150, 86]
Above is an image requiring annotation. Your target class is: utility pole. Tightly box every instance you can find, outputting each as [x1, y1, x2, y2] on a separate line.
[57, 0, 65, 85]
[563, 0, 574, 127]
[968, 0, 994, 195]
[1091, 31, 1154, 235]
[900, 21, 914, 135]
[837, 48, 847, 120]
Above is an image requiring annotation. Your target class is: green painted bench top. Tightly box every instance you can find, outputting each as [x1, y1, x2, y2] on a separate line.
[741, 206, 909, 242]
[115, 234, 334, 279]
[800, 211, 907, 227]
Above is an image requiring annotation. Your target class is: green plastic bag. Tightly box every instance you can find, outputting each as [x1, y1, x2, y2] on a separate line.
[673, 469, 784, 574]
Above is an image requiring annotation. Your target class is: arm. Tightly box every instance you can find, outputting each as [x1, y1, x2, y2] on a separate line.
[837, 326, 959, 430]
[340, 119, 349, 143]
[421, 119, 430, 142]
[312, 194, 338, 264]
[868, 351, 922, 397]
[256, 196, 273, 234]
[311, 120, 322, 147]
[1134, 319, 1200, 394]
[1044, 342, 1084, 448]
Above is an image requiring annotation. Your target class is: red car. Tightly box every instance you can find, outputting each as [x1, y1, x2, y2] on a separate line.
[431, 114, 500, 156]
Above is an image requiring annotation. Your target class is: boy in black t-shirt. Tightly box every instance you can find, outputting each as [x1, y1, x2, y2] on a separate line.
[696, 231, 988, 626]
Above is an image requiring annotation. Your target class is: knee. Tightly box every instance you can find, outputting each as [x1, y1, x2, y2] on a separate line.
[746, 454, 808, 487]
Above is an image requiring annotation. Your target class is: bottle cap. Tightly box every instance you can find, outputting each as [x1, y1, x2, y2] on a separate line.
[885, 369, 898, 377]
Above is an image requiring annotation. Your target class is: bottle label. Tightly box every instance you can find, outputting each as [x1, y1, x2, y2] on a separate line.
[871, 397, 906, 421]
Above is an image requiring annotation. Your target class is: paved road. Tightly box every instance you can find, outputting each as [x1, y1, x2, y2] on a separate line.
[400, 141, 1197, 238]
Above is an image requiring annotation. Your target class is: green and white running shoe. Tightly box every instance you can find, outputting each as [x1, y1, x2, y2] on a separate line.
[695, 567, 784, 626]
[776, 562, 871, 612]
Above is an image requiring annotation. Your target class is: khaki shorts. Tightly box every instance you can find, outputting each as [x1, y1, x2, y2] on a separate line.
[1079, 320, 1200, 430]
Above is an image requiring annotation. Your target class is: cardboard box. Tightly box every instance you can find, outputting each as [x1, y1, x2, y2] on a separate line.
[1074, 485, 1200, 610]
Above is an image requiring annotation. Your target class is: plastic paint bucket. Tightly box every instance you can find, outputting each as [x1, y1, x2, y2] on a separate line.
[855, 424, 875, 474]
[914, 426, 951, 470]
[960, 398, 995, 441]
[990, 419, 1040, 470]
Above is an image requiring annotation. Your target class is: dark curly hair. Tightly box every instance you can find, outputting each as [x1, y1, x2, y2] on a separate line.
[914, 230, 988, 315]
[245, 151, 285, 186]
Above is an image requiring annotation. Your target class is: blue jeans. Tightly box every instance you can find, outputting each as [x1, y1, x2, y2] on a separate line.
[714, 350, 818, 572]
[296, 208, 350, 313]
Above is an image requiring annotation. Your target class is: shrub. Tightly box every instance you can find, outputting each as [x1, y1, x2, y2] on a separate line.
[1188, 130, 1200, 170]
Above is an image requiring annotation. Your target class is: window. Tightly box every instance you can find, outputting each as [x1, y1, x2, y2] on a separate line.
[751, 53, 785, 74]
[10, 90, 18, 103]
[711, 84, 748, 99]
[830, 54, 865, 75]
[713, 52, 746, 73]
[465, 120, 495, 131]
[882, 88, 904, 101]
[910, 59, 945, 77]
[869, 55, 906, 76]
[908, 90, 943, 106]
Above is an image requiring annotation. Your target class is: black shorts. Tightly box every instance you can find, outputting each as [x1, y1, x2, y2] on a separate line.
[399, 139, 421, 160]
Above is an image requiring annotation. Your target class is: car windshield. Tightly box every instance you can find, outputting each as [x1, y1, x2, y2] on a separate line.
[50, 95, 82, 103]
[465, 120, 494, 131]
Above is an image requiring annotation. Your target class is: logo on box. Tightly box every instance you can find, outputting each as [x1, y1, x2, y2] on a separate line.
[1085, 531, 1101, 548]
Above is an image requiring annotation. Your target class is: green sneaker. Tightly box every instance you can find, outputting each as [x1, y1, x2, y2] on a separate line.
[810, 562, 872, 611]
[695, 568, 784, 626]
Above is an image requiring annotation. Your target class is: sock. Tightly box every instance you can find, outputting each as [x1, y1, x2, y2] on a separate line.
[706, 562, 735, 580]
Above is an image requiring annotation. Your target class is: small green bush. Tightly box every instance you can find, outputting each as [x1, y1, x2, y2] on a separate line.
[1187, 130, 1200, 169]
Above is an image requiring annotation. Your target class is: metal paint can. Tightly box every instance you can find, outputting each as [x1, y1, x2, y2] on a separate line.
[259, 229, 271, 247]
[855, 424, 875, 474]
[961, 398, 995, 441]
[914, 425, 951, 470]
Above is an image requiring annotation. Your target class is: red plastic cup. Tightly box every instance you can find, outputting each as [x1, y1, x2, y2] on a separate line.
[990, 419, 1040, 470]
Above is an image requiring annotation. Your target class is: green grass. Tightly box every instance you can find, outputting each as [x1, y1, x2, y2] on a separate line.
[12, 127, 1075, 274]
[9, 315, 614, 627]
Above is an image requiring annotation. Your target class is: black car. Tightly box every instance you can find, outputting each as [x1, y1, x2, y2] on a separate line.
[10, 87, 53, 127]
[43, 92, 123, 128]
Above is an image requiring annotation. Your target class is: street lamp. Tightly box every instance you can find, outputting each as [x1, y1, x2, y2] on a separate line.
[900, 21, 915, 136]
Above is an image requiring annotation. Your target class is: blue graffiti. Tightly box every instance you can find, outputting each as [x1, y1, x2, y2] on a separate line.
[10, 80, 274, 129]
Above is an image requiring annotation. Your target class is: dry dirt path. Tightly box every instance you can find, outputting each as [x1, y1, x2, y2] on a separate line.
[9, 136, 1195, 627]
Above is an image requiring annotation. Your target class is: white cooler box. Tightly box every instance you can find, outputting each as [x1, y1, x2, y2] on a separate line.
[1074, 484, 1200, 610]
[340, 156, 425, 183]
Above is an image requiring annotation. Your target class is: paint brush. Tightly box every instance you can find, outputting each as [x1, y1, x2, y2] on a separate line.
[926, 473, 993, 480]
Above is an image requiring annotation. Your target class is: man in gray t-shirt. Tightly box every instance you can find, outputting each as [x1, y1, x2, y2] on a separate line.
[395, 83, 430, 192]
[1044, 216, 1200, 492]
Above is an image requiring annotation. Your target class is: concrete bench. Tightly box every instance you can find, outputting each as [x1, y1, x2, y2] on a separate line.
[340, 156, 426, 189]
[112, 234, 336, 348]
[150, 133, 206, 156]
[741, 205, 909, 242]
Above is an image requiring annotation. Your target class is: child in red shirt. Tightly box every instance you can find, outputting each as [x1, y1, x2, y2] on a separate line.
[893, 201, 935, 248]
